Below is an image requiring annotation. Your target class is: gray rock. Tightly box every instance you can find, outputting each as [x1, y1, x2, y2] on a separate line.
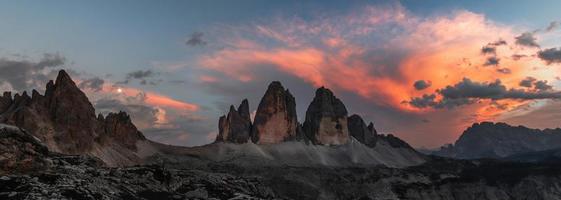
[348, 114, 377, 147]
[303, 87, 349, 145]
[216, 99, 252, 143]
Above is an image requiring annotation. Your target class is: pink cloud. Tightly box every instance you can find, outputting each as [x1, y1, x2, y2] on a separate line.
[195, 5, 560, 148]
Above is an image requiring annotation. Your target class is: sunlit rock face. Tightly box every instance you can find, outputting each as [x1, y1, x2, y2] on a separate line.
[216, 99, 252, 143]
[303, 87, 349, 145]
[347, 114, 377, 147]
[251, 81, 299, 144]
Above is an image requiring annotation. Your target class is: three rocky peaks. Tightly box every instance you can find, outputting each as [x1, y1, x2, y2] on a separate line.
[0, 70, 146, 166]
[216, 81, 411, 149]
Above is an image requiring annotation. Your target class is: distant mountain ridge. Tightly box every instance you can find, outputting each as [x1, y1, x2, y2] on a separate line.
[434, 122, 561, 159]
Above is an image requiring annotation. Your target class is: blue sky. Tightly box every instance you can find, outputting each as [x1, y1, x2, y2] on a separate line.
[0, 0, 560, 148]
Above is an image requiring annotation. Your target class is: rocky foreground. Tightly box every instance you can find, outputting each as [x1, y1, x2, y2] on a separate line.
[3, 153, 561, 199]
[3, 123, 561, 200]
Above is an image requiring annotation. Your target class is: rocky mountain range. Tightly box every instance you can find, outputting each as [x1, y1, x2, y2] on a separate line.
[4, 70, 561, 199]
[0, 70, 423, 169]
[433, 122, 561, 159]
[211, 81, 423, 167]
[0, 70, 151, 166]
[216, 81, 413, 149]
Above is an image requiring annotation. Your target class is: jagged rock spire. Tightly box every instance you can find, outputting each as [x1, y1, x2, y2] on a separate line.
[0, 92, 12, 114]
[216, 99, 252, 143]
[303, 86, 349, 145]
[251, 81, 299, 144]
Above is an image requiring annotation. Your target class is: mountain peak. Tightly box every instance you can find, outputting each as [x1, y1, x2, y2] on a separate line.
[304, 86, 349, 145]
[251, 81, 299, 144]
[0, 69, 147, 166]
[55, 69, 75, 86]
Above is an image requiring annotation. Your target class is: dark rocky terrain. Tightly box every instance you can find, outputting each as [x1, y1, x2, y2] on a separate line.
[3, 70, 561, 199]
[3, 130, 561, 200]
[433, 122, 561, 159]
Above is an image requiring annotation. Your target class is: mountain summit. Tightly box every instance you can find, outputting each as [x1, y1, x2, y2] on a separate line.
[212, 81, 425, 167]
[0, 70, 149, 166]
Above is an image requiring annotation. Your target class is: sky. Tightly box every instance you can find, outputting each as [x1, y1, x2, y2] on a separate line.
[1, 0, 561, 148]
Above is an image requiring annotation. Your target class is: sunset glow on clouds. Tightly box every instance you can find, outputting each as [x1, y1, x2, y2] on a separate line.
[2, 1, 561, 148]
[195, 3, 561, 147]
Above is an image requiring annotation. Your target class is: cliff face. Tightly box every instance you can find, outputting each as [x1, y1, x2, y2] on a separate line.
[434, 122, 561, 159]
[216, 99, 252, 143]
[215, 81, 418, 154]
[0, 70, 148, 166]
[303, 87, 349, 145]
[251, 81, 299, 144]
[347, 114, 377, 147]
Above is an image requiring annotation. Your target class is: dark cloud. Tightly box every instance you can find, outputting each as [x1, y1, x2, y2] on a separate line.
[413, 80, 431, 90]
[511, 54, 527, 61]
[546, 21, 560, 32]
[496, 68, 511, 74]
[537, 48, 561, 65]
[534, 80, 553, 91]
[185, 32, 207, 47]
[481, 46, 496, 54]
[489, 39, 507, 46]
[0, 53, 65, 91]
[408, 94, 437, 108]
[519, 77, 536, 88]
[126, 69, 155, 79]
[409, 78, 561, 109]
[481, 39, 506, 55]
[515, 32, 540, 48]
[484, 57, 500, 66]
[78, 77, 105, 91]
[120, 69, 161, 85]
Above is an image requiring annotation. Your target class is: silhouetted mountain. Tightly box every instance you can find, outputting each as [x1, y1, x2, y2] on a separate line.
[434, 122, 561, 159]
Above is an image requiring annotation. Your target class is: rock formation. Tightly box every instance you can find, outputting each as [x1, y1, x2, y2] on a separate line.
[216, 99, 252, 143]
[98, 111, 146, 150]
[0, 124, 50, 174]
[303, 87, 349, 145]
[251, 81, 299, 144]
[347, 114, 377, 147]
[0, 70, 147, 166]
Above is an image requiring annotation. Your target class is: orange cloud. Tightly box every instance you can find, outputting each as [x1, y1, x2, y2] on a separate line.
[195, 5, 559, 147]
